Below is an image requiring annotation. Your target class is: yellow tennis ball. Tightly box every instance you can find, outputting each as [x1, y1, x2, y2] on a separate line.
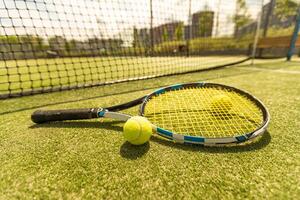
[210, 94, 233, 112]
[123, 116, 152, 145]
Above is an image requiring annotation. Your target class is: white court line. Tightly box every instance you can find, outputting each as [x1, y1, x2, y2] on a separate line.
[239, 67, 300, 74]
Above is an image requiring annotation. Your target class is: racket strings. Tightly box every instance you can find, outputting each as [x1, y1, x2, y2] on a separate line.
[144, 86, 263, 138]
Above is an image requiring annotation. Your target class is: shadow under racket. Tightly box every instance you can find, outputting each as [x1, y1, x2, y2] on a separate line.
[30, 120, 271, 154]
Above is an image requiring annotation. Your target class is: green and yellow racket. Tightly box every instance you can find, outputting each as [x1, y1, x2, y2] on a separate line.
[32, 82, 270, 145]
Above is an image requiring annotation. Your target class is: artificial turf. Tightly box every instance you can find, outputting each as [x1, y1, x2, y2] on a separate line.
[0, 59, 299, 199]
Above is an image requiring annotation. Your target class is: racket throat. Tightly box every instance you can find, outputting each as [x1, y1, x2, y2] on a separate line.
[99, 109, 131, 121]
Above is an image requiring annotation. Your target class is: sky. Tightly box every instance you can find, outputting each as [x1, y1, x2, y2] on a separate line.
[0, 0, 266, 45]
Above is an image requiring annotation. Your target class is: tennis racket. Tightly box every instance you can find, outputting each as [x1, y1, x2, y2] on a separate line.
[31, 82, 270, 145]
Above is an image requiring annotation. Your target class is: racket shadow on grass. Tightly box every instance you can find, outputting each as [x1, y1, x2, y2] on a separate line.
[151, 131, 271, 153]
[30, 120, 271, 154]
[119, 131, 271, 159]
[30, 120, 150, 160]
[29, 120, 124, 132]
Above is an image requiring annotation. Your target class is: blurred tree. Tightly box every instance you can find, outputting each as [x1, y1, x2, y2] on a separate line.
[34, 36, 45, 51]
[199, 11, 214, 37]
[175, 23, 184, 40]
[65, 39, 78, 55]
[233, 0, 252, 37]
[0, 35, 18, 43]
[275, 0, 299, 21]
[108, 39, 123, 50]
[162, 27, 169, 42]
[65, 41, 71, 53]
[19, 35, 47, 58]
[48, 36, 66, 56]
[132, 27, 140, 47]
[192, 4, 214, 38]
[0, 35, 48, 59]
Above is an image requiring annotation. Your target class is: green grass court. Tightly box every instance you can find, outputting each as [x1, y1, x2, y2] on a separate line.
[0, 58, 299, 199]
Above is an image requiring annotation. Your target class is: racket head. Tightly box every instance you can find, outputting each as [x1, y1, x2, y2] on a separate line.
[139, 82, 270, 145]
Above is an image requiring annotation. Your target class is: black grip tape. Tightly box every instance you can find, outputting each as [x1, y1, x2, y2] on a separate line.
[31, 108, 99, 124]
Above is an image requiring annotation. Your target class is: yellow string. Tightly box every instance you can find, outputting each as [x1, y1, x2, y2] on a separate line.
[144, 86, 263, 138]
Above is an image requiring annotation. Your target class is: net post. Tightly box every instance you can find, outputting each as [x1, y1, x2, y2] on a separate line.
[186, 0, 192, 57]
[287, 8, 300, 61]
[251, 0, 264, 65]
[150, 0, 154, 56]
[258, 0, 276, 57]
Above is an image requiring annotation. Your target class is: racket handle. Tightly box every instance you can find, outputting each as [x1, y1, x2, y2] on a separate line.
[31, 108, 99, 124]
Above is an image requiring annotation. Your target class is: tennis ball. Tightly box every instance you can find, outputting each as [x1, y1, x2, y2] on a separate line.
[210, 94, 233, 112]
[123, 116, 152, 145]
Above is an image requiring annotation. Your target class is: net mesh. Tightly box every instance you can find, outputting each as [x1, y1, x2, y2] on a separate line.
[144, 86, 263, 138]
[1, 0, 292, 98]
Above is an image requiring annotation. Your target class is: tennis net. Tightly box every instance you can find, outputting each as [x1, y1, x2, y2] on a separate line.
[0, 0, 265, 98]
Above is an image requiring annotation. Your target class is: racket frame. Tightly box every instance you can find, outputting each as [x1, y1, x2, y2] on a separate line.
[100, 82, 270, 145]
[31, 82, 269, 145]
